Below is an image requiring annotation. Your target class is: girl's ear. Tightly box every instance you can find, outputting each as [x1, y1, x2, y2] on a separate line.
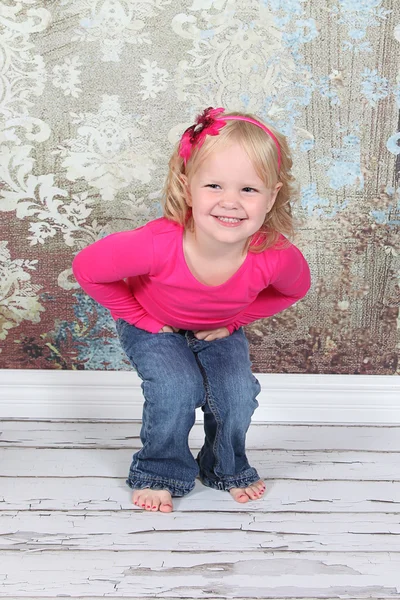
[272, 181, 283, 202]
[267, 181, 283, 212]
[274, 181, 283, 195]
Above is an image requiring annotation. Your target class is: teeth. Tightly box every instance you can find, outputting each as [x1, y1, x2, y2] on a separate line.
[217, 216, 241, 223]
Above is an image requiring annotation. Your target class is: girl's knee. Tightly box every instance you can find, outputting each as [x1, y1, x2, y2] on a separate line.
[219, 371, 261, 397]
[149, 370, 205, 411]
[210, 372, 260, 417]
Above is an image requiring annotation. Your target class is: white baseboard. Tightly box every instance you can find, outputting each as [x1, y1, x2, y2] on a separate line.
[0, 370, 399, 423]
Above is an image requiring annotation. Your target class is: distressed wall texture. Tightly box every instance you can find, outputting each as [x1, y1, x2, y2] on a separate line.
[1, 0, 399, 374]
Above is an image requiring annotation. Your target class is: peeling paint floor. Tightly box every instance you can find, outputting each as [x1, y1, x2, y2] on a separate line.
[1, 420, 400, 598]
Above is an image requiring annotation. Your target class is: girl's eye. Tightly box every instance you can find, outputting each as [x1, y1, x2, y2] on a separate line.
[206, 184, 257, 192]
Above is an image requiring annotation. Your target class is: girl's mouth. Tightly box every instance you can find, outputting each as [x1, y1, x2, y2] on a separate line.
[213, 215, 245, 227]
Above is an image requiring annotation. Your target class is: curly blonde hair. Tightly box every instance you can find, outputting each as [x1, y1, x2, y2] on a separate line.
[161, 110, 300, 253]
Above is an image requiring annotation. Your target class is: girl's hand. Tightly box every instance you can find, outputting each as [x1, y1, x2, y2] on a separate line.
[193, 327, 230, 341]
[159, 325, 180, 333]
[159, 326, 231, 341]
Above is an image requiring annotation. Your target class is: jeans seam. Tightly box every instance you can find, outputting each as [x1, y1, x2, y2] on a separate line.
[197, 363, 222, 476]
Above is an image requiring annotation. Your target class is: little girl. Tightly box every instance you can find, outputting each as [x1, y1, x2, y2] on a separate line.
[72, 107, 311, 513]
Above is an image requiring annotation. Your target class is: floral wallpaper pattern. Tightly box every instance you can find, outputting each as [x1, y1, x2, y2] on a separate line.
[0, 0, 399, 374]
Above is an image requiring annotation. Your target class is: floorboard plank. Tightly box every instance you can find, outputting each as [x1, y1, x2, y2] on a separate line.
[1, 477, 400, 512]
[2, 448, 399, 480]
[1, 550, 400, 598]
[1, 511, 399, 552]
[2, 421, 400, 451]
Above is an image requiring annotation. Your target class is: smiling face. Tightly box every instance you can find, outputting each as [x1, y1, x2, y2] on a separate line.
[181, 142, 283, 256]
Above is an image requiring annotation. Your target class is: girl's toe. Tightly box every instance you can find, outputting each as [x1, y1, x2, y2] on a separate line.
[247, 485, 262, 499]
[229, 488, 249, 503]
[247, 488, 257, 499]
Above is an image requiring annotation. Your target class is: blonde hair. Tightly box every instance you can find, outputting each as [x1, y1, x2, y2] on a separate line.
[161, 110, 299, 253]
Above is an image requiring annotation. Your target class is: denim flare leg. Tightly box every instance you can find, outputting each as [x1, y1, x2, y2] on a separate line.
[116, 319, 262, 497]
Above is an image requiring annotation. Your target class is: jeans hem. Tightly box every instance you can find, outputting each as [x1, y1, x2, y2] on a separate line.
[126, 474, 195, 497]
[198, 466, 260, 491]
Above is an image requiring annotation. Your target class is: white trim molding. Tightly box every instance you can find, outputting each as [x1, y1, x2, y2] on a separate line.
[0, 370, 399, 423]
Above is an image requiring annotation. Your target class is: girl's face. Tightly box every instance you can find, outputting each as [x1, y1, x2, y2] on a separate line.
[181, 142, 282, 254]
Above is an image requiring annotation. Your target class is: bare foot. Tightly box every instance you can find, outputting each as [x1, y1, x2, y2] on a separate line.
[229, 479, 266, 503]
[132, 488, 173, 512]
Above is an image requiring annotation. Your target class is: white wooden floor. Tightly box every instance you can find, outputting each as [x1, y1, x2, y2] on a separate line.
[1, 420, 400, 599]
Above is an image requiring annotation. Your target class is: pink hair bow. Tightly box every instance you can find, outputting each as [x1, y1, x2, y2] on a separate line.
[179, 106, 226, 165]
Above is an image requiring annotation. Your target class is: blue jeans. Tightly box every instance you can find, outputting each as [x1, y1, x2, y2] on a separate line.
[116, 319, 262, 497]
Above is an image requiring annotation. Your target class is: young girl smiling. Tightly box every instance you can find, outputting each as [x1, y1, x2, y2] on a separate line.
[72, 107, 311, 512]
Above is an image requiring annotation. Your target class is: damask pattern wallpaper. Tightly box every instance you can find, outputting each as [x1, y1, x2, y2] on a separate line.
[0, 0, 399, 374]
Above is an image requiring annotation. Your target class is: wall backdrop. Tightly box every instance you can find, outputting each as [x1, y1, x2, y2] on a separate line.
[1, 0, 399, 375]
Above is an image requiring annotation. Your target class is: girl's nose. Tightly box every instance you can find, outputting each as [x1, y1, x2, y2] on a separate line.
[220, 196, 240, 208]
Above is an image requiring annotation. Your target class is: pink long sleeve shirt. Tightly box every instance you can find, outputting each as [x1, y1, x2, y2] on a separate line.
[72, 217, 311, 334]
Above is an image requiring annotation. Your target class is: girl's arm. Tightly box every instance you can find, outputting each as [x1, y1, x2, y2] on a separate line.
[226, 246, 311, 334]
[71, 227, 163, 326]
